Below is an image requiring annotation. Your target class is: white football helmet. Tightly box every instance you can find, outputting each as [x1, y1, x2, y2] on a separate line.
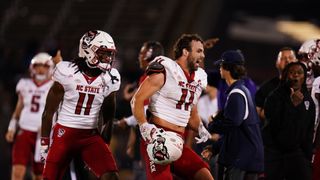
[299, 39, 320, 65]
[147, 129, 184, 165]
[29, 52, 53, 81]
[78, 30, 116, 72]
[298, 39, 320, 89]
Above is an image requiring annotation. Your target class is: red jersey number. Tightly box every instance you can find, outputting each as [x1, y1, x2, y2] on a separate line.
[75, 92, 95, 115]
[176, 89, 195, 111]
[31, 95, 41, 112]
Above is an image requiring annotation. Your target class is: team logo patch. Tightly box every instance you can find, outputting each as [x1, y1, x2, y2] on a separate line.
[304, 101, 310, 110]
[57, 128, 65, 137]
[81, 30, 99, 49]
[152, 136, 169, 161]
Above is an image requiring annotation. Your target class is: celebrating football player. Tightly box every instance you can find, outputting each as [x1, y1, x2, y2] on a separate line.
[131, 34, 213, 179]
[41, 30, 120, 180]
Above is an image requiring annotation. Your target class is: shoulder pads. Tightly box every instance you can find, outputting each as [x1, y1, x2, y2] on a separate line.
[146, 61, 165, 75]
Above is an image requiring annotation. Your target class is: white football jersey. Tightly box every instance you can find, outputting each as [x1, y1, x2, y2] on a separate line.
[148, 56, 207, 127]
[197, 94, 218, 127]
[17, 78, 53, 132]
[312, 76, 320, 128]
[53, 61, 121, 129]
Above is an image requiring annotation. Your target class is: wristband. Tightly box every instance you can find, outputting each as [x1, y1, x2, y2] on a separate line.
[124, 116, 138, 126]
[8, 118, 18, 132]
[41, 137, 50, 146]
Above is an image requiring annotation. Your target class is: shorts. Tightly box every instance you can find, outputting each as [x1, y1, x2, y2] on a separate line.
[140, 125, 209, 180]
[12, 128, 43, 175]
[43, 123, 118, 180]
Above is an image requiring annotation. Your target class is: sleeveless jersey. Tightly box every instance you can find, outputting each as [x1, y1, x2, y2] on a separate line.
[17, 78, 53, 132]
[148, 56, 207, 127]
[53, 61, 121, 129]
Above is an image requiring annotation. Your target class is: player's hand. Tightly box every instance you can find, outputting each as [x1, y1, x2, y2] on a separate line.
[204, 38, 219, 49]
[290, 88, 304, 106]
[5, 130, 15, 143]
[139, 122, 157, 143]
[6, 118, 18, 143]
[195, 123, 211, 144]
[52, 50, 63, 65]
[113, 118, 128, 129]
[126, 146, 135, 158]
[201, 145, 213, 162]
[40, 137, 49, 162]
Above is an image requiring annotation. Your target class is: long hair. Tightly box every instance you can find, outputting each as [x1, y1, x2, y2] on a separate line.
[72, 57, 103, 76]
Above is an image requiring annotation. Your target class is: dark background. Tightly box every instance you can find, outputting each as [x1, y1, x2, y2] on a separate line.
[0, 0, 318, 179]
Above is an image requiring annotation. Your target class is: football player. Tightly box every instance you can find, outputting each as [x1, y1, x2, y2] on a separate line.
[116, 41, 164, 180]
[41, 30, 120, 180]
[5, 52, 54, 180]
[131, 34, 213, 179]
[304, 39, 320, 180]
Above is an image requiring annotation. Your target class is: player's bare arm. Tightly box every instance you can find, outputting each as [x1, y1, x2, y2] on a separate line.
[126, 128, 137, 158]
[41, 82, 64, 137]
[51, 49, 63, 65]
[188, 106, 201, 132]
[190, 104, 212, 144]
[131, 72, 164, 125]
[5, 94, 24, 142]
[100, 91, 116, 144]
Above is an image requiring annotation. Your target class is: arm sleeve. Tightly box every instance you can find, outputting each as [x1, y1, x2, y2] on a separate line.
[224, 92, 246, 126]
[208, 93, 246, 133]
[108, 68, 121, 92]
[52, 62, 68, 86]
[264, 92, 283, 131]
[255, 88, 265, 108]
[124, 115, 138, 126]
[302, 101, 316, 160]
[16, 79, 25, 94]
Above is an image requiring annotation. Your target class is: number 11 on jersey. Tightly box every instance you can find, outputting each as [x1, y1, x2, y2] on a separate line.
[75, 92, 95, 115]
[176, 89, 195, 111]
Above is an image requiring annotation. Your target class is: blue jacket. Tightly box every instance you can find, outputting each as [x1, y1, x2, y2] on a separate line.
[208, 80, 264, 172]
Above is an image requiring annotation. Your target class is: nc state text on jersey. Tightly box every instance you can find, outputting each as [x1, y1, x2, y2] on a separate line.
[178, 81, 198, 92]
[76, 85, 100, 93]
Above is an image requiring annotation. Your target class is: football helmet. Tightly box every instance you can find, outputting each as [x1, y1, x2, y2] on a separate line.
[29, 52, 53, 81]
[298, 39, 320, 89]
[147, 129, 184, 165]
[141, 41, 164, 62]
[78, 30, 116, 72]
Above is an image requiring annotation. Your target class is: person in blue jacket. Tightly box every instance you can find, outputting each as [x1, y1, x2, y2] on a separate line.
[208, 50, 264, 180]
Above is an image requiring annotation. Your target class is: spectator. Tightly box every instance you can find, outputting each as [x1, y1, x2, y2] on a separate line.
[263, 61, 315, 180]
[255, 47, 297, 121]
